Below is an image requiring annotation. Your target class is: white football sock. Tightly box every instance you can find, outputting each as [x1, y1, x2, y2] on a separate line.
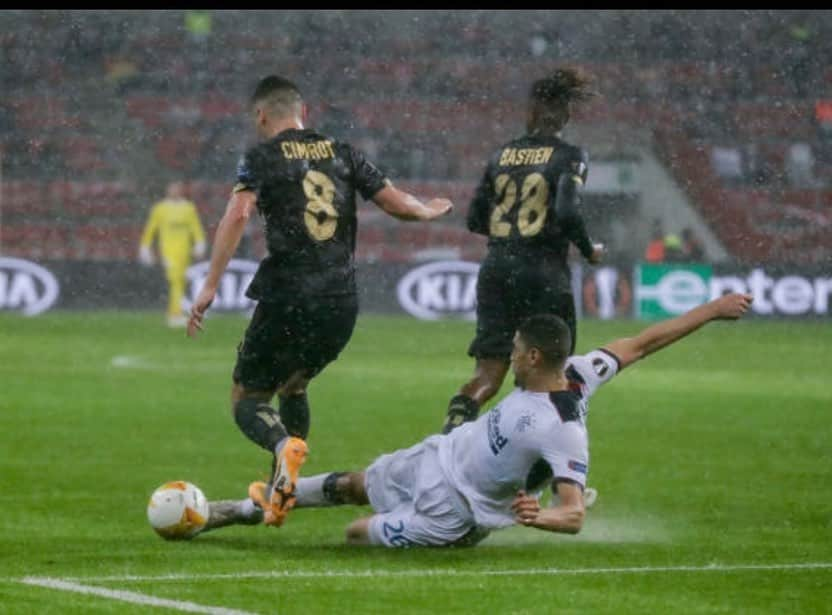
[295, 473, 334, 507]
[273, 436, 289, 457]
[239, 498, 258, 519]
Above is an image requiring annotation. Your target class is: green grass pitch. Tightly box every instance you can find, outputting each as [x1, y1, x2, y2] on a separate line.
[0, 311, 830, 613]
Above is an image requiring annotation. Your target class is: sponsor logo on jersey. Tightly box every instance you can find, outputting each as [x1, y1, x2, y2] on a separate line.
[0, 257, 60, 316]
[568, 460, 587, 474]
[185, 259, 258, 312]
[396, 260, 479, 320]
[487, 407, 509, 455]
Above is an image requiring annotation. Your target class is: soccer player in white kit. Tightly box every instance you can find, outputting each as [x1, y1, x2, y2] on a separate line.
[201, 292, 753, 546]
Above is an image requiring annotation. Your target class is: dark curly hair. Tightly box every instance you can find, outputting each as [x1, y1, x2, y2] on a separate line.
[528, 67, 596, 133]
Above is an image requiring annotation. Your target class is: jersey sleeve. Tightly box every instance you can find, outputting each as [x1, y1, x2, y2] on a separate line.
[565, 348, 621, 399]
[232, 147, 262, 195]
[540, 422, 589, 489]
[466, 165, 493, 236]
[350, 146, 390, 200]
[570, 147, 590, 186]
[553, 147, 593, 258]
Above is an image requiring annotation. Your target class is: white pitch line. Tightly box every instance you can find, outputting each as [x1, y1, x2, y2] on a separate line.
[20, 577, 259, 615]
[48, 561, 832, 584]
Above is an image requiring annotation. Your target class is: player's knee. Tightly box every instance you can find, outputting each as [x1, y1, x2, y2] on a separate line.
[280, 370, 311, 396]
[345, 518, 371, 545]
[280, 382, 308, 396]
[230, 382, 250, 412]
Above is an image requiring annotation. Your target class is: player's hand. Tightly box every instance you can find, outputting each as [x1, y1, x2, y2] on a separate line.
[711, 292, 753, 320]
[511, 490, 542, 527]
[587, 242, 606, 265]
[139, 246, 154, 266]
[187, 286, 216, 338]
[424, 198, 453, 220]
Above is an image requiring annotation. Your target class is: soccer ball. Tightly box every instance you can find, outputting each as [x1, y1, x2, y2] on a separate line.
[147, 481, 209, 540]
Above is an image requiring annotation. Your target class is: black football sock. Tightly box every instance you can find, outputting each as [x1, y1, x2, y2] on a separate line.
[278, 392, 310, 439]
[442, 394, 480, 435]
[233, 398, 288, 452]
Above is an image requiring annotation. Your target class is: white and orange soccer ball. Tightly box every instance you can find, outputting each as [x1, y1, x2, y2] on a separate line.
[147, 481, 209, 540]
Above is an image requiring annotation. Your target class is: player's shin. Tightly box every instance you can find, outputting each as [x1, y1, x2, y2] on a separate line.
[442, 394, 480, 434]
[278, 392, 310, 439]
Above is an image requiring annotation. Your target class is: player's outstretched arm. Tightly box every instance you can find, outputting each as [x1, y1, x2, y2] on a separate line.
[187, 191, 256, 337]
[371, 185, 453, 221]
[603, 293, 753, 370]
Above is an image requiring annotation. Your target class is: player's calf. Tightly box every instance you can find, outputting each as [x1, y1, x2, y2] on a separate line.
[442, 359, 509, 433]
[278, 392, 310, 439]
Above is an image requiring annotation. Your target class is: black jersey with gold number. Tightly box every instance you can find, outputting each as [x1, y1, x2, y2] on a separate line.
[233, 128, 389, 300]
[466, 134, 590, 293]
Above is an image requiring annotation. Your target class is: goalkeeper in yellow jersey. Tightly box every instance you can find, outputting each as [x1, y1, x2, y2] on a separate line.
[139, 181, 207, 327]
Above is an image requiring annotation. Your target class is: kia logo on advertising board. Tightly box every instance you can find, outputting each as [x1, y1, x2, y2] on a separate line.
[0, 257, 60, 316]
[397, 261, 480, 320]
[184, 259, 258, 312]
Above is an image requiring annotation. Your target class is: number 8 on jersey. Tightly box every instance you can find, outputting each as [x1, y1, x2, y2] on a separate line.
[303, 170, 338, 241]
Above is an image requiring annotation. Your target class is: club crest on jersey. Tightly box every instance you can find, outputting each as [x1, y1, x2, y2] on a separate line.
[515, 415, 535, 433]
[592, 357, 609, 377]
[568, 460, 588, 474]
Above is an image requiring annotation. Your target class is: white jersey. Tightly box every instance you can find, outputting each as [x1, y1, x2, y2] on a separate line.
[437, 349, 620, 529]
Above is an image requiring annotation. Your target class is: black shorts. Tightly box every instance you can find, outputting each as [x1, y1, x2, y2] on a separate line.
[233, 295, 358, 391]
[468, 273, 576, 361]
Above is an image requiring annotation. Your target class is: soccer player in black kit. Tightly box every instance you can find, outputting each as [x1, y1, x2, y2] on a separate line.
[442, 68, 604, 436]
[188, 76, 452, 526]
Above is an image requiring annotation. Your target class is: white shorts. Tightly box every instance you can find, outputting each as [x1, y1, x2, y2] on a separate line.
[365, 435, 484, 547]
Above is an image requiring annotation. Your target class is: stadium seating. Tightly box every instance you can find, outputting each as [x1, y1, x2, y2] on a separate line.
[1, 11, 829, 265]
